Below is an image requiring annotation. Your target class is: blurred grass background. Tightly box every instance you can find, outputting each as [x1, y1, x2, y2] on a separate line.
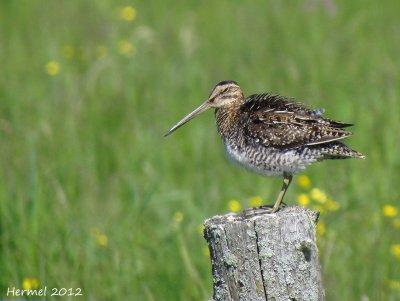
[0, 0, 400, 300]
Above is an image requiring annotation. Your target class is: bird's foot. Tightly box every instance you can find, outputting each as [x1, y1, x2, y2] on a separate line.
[242, 203, 286, 218]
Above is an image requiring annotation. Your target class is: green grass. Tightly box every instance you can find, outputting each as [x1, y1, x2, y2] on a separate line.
[1, 0, 400, 300]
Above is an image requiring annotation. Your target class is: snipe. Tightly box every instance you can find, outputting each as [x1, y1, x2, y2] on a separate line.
[165, 81, 364, 213]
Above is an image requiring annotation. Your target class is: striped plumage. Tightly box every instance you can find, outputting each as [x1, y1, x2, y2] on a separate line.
[166, 80, 364, 213]
[215, 91, 363, 177]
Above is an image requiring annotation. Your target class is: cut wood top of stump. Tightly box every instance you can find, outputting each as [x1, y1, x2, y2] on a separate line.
[204, 205, 319, 228]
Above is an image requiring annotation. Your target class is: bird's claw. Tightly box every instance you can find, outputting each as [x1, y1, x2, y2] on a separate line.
[242, 203, 286, 218]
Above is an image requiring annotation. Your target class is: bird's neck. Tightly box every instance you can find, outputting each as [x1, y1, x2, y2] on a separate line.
[215, 105, 244, 144]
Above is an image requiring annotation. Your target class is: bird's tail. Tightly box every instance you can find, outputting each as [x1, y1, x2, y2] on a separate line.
[319, 141, 365, 160]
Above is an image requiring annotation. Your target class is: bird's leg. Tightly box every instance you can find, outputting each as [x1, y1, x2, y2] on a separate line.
[271, 173, 293, 213]
[243, 174, 292, 217]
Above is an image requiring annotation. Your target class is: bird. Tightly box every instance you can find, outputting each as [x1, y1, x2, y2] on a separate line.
[165, 80, 364, 213]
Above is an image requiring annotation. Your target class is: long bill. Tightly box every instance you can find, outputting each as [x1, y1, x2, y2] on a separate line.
[164, 101, 210, 137]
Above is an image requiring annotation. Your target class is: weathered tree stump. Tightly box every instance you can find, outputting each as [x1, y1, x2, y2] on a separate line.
[203, 206, 324, 301]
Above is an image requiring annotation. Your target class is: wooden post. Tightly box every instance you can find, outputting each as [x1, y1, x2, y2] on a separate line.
[203, 206, 324, 301]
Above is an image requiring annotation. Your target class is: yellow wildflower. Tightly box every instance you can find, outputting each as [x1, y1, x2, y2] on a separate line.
[249, 196, 263, 207]
[197, 224, 204, 235]
[202, 246, 210, 257]
[91, 228, 108, 247]
[97, 234, 108, 247]
[316, 222, 326, 236]
[22, 277, 40, 290]
[228, 199, 242, 213]
[296, 175, 311, 189]
[118, 40, 135, 57]
[62, 45, 74, 59]
[325, 199, 340, 211]
[391, 244, 400, 259]
[45, 61, 60, 76]
[96, 46, 108, 58]
[388, 279, 400, 291]
[119, 6, 136, 22]
[383, 205, 398, 218]
[297, 193, 310, 206]
[173, 211, 184, 224]
[313, 205, 326, 215]
[393, 219, 400, 229]
[310, 188, 327, 203]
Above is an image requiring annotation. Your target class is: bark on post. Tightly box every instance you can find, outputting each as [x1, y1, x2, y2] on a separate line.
[203, 206, 324, 301]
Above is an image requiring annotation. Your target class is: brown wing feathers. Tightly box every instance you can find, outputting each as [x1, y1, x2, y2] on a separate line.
[242, 93, 353, 149]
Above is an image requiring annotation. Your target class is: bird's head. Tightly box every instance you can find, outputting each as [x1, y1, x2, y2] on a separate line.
[207, 80, 244, 108]
[164, 80, 244, 136]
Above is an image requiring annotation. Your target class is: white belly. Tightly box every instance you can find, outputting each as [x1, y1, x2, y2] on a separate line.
[224, 143, 314, 177]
